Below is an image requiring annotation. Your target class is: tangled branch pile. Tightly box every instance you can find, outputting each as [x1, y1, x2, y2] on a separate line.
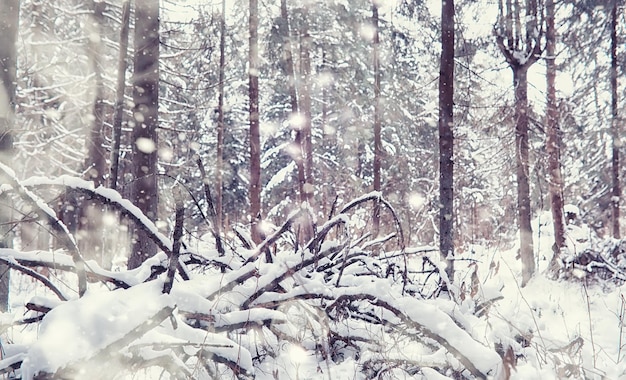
[0, 171, 503, 379]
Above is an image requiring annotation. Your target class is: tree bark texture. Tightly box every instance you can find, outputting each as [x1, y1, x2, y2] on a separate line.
[372, 1, 382, 238]
[611, 1, 620, 238]
[0, 0, 18, 312]
[439, 0, 455, 281]
[545, 0, 565, 255]
[249, 0, 262, 244]
[129, 0, 160, 269]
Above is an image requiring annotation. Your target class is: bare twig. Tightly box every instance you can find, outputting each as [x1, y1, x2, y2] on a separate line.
[583, 279, 597, 367]
[164, 187, 184, 294]
[196, 157, 225, 256]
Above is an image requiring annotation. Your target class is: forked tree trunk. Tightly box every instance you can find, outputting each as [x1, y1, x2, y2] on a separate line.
[610, 0, 620, 238]
[439, 0, 455, 281]
[0, 0, 19, 311]
[496, 0, 542, 286]
[129, 0, 160, 269]
[545, 0, 565, 258]
[249, 0, 262, 244]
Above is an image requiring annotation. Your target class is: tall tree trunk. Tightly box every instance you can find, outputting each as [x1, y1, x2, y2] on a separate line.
[280, 0, 313, 244]
[496, 0, 542, 286]
[299, 8, 313, 207]
[84, 0, 107, 189]
[279, 0, 304, 203]
[0, 0, 18, 312]
[110, 0, 130, 192]
[611, 0, 620, 238]
[372, 1, 382, 238]
[249, 0, 262, 244]
[545, 0, 565, 258]
[129, 0, 160, 269]
[514, 67, 535, 285]
[216, 0, 226, 237]
[79, 0, 108, 264]
[298, 7, 314, 243]
[320, 49, 332, 220]
[439, 0, 455, 281]
[105, 0, 130, 270]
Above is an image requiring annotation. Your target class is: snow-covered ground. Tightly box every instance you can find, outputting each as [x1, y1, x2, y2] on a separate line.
[2, 204, 626, 379]
[460, 211, 626, 379]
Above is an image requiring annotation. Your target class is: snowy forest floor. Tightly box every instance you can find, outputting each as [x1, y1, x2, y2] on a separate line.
[2, 206, 626, 379]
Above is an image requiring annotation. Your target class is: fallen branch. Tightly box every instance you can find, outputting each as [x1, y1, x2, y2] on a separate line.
[47, 305, 176, 379]
[19, 176, 190, 280]
[326, 291, 501, 379]
[0, 164, 87, 297]
[0, 353, 24, 376]
[0, 257, 67, 301]
[241, 243, 347, 309]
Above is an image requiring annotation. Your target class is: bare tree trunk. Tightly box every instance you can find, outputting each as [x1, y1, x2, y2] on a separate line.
[439, 0, 455, 281]
[321, 49, 331, 219]
[249, 0, 262, 244]
[0, 0, 19, 311]
[299, 8, 313, 208]
[545, 0, 565, 258]
[102, 0, 130, 271]
[298, 7, 315, 243]
[279, 0, 313, 245]
[372, 1, 382, 238]
[611, 0, 620, 238]
[78, 0, 108, 264]
[279, 0, 304, 203]
[514, 68, 535, 285]
[496, 0, 542, 286]
[216, 0, 226, 236]
[110, 0, 130, 192]
[129, 0, 160, 269]
[84, 0, 107, 189]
